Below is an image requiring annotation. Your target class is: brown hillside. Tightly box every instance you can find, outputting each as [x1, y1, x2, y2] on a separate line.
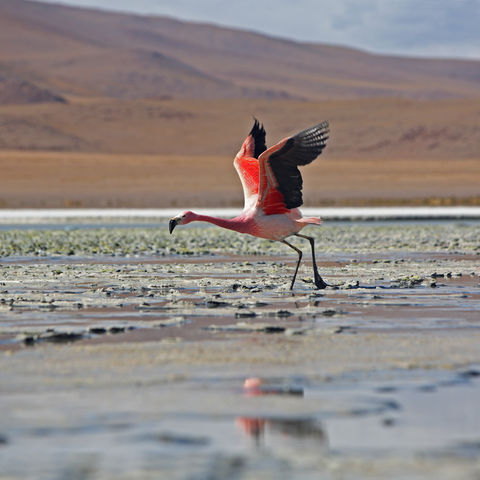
[0, 97, 479, 159]
[0, 71, 66, 105]
[1, 0, 480, 101]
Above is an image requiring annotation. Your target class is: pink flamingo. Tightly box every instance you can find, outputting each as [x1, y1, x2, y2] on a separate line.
[169, 119, 330, 289]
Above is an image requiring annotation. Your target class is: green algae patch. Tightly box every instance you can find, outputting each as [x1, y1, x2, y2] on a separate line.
[0, 223, 479, 257]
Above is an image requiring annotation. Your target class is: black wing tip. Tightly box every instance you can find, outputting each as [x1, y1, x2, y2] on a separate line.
[249, 117, 267, 159]
[250, 117, 266, 137]
[316, 120, 329, 130]
[302, 120, 329, 137]
[317, 120, 330, 140]
[295, 121, 330, 158]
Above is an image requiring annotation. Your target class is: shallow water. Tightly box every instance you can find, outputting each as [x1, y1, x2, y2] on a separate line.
[1, 223, 480, 479]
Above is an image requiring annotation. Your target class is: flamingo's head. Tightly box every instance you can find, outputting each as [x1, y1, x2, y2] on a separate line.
[169, 211, 195, 233]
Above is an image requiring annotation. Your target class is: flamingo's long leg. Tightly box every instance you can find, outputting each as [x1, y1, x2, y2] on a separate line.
[282, 239, 303, 290]
[295, 233, 328, 289]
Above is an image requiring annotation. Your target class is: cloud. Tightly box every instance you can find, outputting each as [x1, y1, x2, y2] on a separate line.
[327, 0, 480, 57]
[36, 0, 480, 59]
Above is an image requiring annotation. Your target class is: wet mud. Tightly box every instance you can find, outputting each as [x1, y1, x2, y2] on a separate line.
[0, 222, 480, 479]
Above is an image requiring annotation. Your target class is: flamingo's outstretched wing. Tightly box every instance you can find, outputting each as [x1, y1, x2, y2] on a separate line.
[234, 119, 267, 209]
[257, 122, 329, 215]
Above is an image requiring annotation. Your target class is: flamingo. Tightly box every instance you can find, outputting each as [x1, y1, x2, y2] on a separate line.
[169, 119, 330, 289]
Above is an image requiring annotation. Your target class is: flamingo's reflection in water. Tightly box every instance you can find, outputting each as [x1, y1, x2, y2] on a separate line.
[237, 377, 328, 449]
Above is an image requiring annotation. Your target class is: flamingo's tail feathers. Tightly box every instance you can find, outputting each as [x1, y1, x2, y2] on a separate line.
[298, 217, 322, 226]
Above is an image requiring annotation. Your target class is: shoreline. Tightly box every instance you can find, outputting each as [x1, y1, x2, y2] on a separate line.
[1, 206, 480, 224]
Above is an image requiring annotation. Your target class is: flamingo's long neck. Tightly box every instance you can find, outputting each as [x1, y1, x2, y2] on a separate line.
[191, 213, 247, 234]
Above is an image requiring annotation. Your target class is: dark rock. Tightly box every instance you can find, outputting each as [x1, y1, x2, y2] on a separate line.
[205, 300, 230, 308]
[89, 327, 107, 334]
[264, 326, 286, 333]
[109, 326, 126, 334]
[235, 311, 256, 318]
[41, 332, 84, 343]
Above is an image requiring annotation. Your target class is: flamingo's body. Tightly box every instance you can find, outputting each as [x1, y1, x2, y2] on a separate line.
[169, 120, 330, 289]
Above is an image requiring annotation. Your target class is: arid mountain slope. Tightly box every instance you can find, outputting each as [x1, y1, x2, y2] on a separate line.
[1, 97, 479, 159]
[1, 0, 480, 102]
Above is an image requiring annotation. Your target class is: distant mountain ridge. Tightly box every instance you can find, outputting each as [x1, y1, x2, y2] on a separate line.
[1, 0, 480, 103]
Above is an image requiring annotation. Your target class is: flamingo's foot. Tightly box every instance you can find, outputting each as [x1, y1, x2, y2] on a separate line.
[314, 275, 328, 289]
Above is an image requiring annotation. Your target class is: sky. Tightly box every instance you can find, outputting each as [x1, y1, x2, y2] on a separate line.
[36, 0, 480, 59]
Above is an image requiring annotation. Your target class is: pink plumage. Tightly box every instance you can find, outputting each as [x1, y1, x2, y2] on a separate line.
[169, 119, 330, 289]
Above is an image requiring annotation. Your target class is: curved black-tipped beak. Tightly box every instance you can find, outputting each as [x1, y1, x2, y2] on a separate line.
[169, 218, 178, 234]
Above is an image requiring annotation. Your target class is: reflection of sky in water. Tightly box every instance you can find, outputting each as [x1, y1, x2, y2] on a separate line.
[3, 368, 480, 479]
[238, 370, 480, 454]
